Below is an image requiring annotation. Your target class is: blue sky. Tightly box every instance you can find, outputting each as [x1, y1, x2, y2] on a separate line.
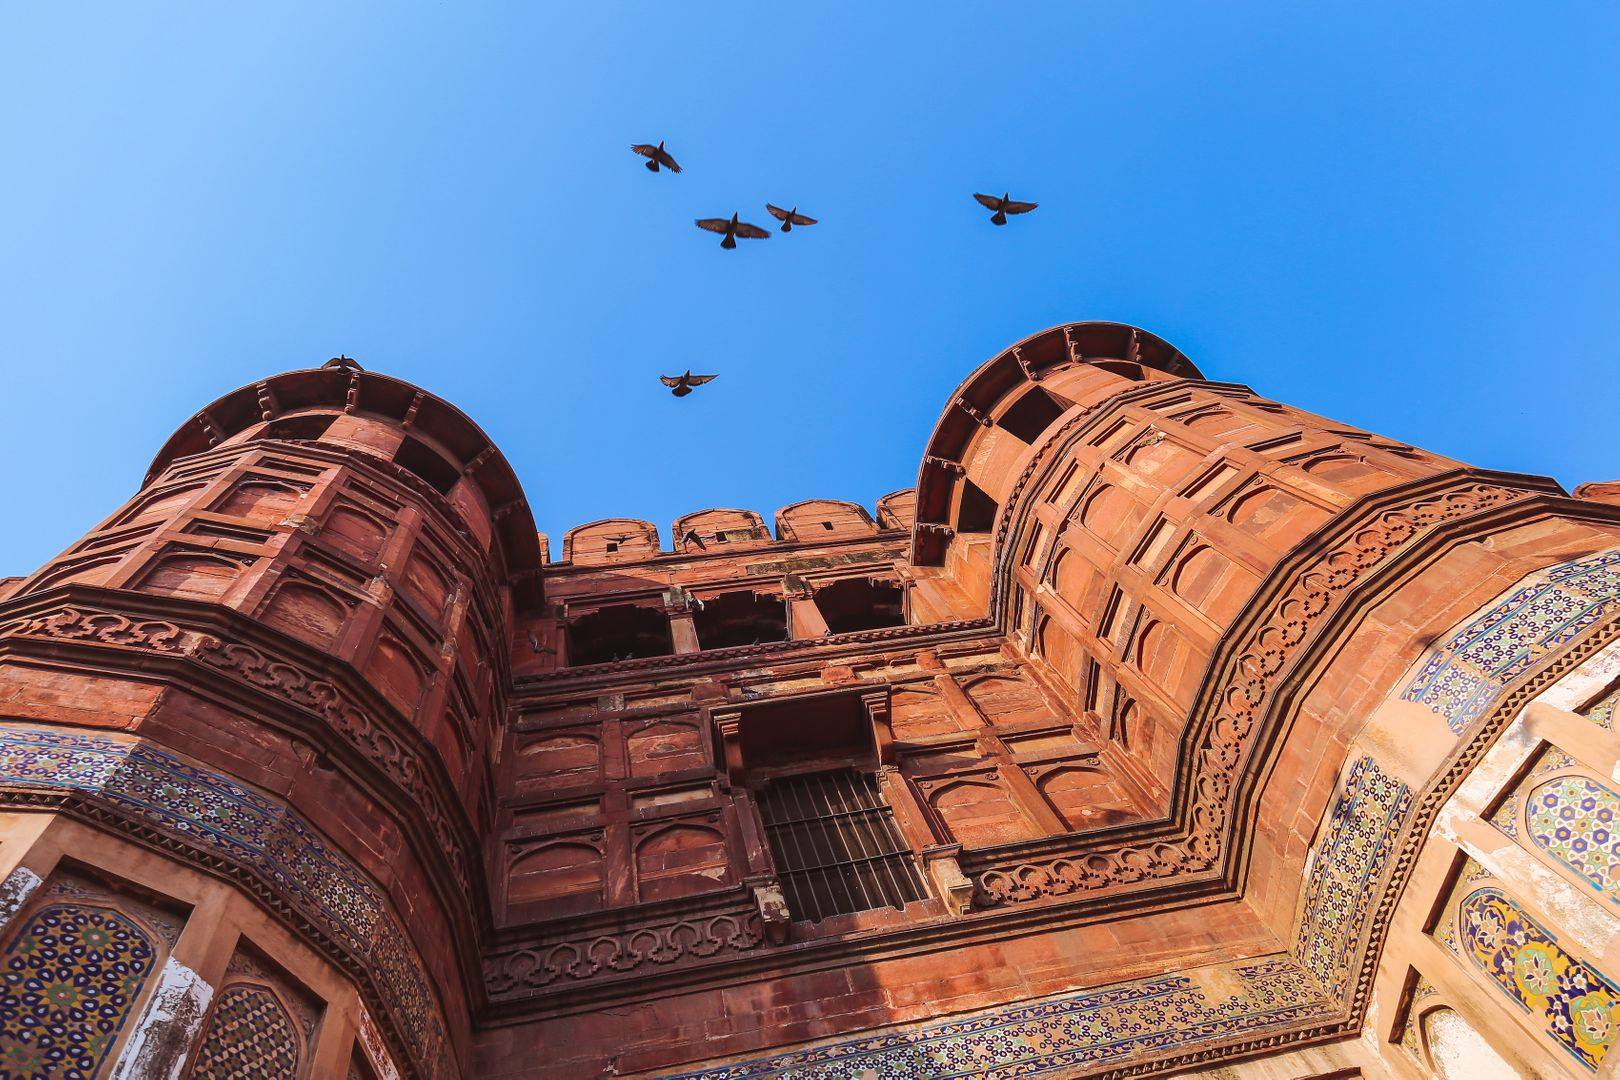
[2, 5, 1617, 574]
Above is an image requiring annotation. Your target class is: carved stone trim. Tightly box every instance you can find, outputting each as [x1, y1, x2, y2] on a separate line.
[970, 481, 1530, 907]
[483, 906, 764, 1001]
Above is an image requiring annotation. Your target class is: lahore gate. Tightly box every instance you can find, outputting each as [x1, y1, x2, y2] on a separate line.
[1, 322, 1618, 1078]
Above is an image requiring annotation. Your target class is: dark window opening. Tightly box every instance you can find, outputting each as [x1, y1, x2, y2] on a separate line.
[821, 521, 834, 530]
[957, 479, 998, 534]
[605, 541, 618, 553]
[814, 578, 905, 634]
[567, 604, 673, 665]
[693, 591, 787, 649]
[998, 387, 1073, 445]
[393, 437, 461, 495]
[251, 414, 337, 443]
[758, 770, 928, 922]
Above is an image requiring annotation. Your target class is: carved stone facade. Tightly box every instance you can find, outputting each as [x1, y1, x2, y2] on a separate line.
[0, 325, 1616, 1077]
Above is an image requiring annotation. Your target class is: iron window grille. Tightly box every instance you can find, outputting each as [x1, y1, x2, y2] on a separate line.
[757, 769, 928, 922]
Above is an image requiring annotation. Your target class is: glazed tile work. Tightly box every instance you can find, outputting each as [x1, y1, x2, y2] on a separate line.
[1458, 887, 1620, 1070]
[1487, 747, 1579, 840]
[1397, 975, 1440, 1061]
[0, 903, 157, 1078]
[189, 983, 303, 1079]
[0, 726, 447, 1078]
[1526, 776, 1620, 902]
[1295, 755, 1413, 999]
[659, 958, 1333, 1080]
[1586, 686, 1620, 730]
[1403, 549, 1620, 733]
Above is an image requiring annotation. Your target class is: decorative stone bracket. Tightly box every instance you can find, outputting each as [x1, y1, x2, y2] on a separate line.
[746, 874, 791, 945]
[922, 845, 974, 916]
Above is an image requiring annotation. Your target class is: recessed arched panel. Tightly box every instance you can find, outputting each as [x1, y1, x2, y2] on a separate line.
[1224, 484, 1329, 547]
[890, 686, 967, 739]
[635, 824, 730, 901]
[365, 634, 428, 716]
[119, 482, 205, 525]
[1459, 886, 1620, 1070]
[928, 778, 1039, 848]
[1419, 1007, 1518, 1080]
[1035, 766, 1133, 830]
[516, 733, 601, 781]
[189, 982, 303, 1078]
[261, 581, 349, 647]
[1120, 434, 1201, 488]
[401, 551, 454, 619]
[1526, 775, 1620, 901]
[962, 674, 1051, 727]
[0, 903, 159, 1077]
[1300, 452, 1388, 492]
[1134, 618, 1200, 701]
[1078, 484, 1144, 549]
[141, 552, 245, 601]
[508, 841, 603, 907]
[323, 505, 389, 563]
[626, 722, 706, 777]
[216, 479, 307, 522]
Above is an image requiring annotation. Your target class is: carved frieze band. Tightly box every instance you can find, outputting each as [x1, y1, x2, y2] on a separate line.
[0, 602, 474, 895]
[483, 907, 764, 1002]
[970, 481, 1529, 907]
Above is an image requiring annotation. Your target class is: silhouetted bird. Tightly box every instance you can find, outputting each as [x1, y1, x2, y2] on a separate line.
[974, 192, 1038, 225]
[694, 213, 770, 249]
[630, 141, 681, 173]
[661, 371, 718, 397]
[765, 204, 818, 232]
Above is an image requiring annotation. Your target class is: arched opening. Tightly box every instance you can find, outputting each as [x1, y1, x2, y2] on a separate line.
[392, 436, 461, 495]
[693, 591, 788, 649]
[997, 386, 1074, 444]
[957, 479, 998, 534]
[814, 578, 905, 633]
[567, 604, 673, 665]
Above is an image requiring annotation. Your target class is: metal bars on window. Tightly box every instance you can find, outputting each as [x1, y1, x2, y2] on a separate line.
[757, 770, 928, 922]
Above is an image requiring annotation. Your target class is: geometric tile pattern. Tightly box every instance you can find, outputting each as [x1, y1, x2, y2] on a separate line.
[0, 902, 157, 1079]
[658, 957, 1334, 1080]
[1460, 886, 1620, 1071]
[1295, 755, 1413, 999]
[1398, 975, 1440, 1061]
[0, 725, 447, 1078]
[1403, 549, 1620, 733]
[1527, 776, 1620, 902]
[1586, 686, 1620, 730]
[1488, 747, 1579, 840]
[188, 983, 301, 1079]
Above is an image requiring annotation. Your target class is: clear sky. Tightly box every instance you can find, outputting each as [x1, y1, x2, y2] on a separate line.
[2, 5, 1617, 575]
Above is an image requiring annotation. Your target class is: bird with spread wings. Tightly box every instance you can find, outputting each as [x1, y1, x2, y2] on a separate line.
[974, 192, 1038, 226]
[630, 140, 681, 173]
[694, 213, 770, 249]
[661, 371, 719, 397]
[765, 204, 818, 232]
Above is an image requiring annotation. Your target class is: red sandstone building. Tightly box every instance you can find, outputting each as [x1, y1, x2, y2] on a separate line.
[2, 322, 1619, 1078]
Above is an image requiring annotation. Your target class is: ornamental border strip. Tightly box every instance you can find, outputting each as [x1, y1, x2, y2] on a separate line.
[0, 595, 479, 906]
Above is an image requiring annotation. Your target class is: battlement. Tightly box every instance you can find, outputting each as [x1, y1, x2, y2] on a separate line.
[550, 490, 917, 568]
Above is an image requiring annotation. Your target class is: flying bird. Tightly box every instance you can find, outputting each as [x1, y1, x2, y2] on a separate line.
[661, 371, 718, 397]
[974, 192, 1038, 226]
[694, 213, 770, 249]
[765, 204, 818, 232]
[630, 141, 681, 173]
